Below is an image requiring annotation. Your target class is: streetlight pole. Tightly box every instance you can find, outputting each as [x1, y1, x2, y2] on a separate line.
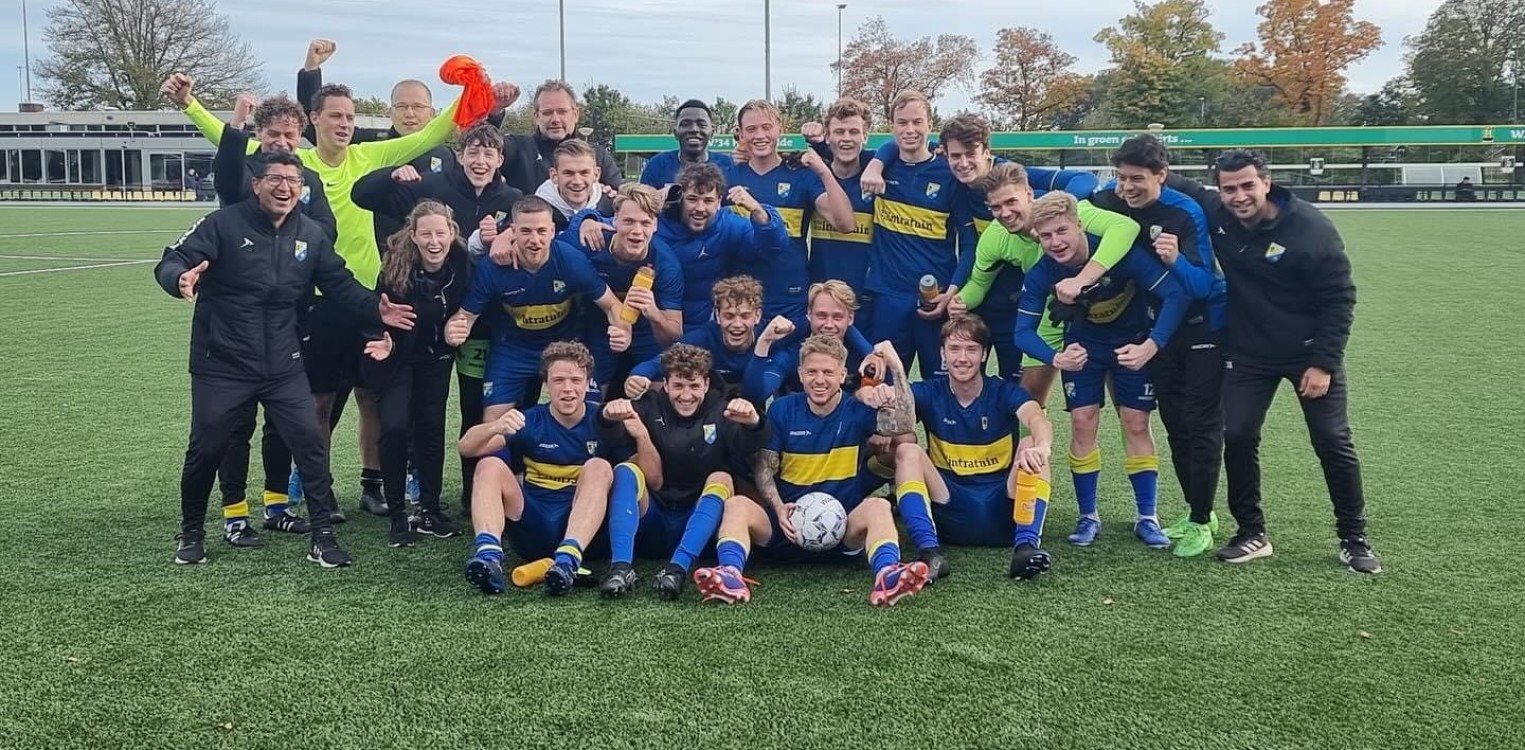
[836, 4, 846, 98]
[558, 0, 566, 81]
[764, 0, 772, 101]
[22, 0, 32, 101]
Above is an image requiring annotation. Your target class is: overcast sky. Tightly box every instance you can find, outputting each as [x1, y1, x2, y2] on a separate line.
[4, 0, 1441, 118]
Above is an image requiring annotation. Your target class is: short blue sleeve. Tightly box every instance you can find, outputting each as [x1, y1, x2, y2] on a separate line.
[764, 399, 787, 453]
[557, 241, 609, 298]
[463, 256, 498, 315]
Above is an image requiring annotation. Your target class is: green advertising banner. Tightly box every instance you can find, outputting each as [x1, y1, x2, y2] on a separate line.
[615, 126, 1525, 153]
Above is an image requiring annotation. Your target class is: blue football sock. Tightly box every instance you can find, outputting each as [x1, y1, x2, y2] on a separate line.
[1013, 473, 1051, 548]
[670, 484, 727, 572]
[1069, 449, 1101, 517]
[868, 539, 901, 576]
[474, 532, 504, 563]
[1125, 455, 1160, 519]
[895, 480, 940, 552]
[554, 538, 584, 571]
[608, 462, 644, 565]
[716, 537, 748, 571]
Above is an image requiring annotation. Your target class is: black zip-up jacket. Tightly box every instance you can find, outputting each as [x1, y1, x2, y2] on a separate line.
[599, 383, 770, 508]
[211, 124, 336, 243]
[351, 164, 524, 236]
[1171, 177, 1356, 371]
[500, 131, 623, 196]
[154, 200, 381, 381]
[362, 246, 471, 385]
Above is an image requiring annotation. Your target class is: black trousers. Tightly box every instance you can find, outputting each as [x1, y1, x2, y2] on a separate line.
[1152, 323, 1224, 524]
[182, 372, 341, 537]
[217, 409, 294, 506]
[376, 356, 455, 514]
[457, 369, 485, 514]
[1221, 356, 1366, 538]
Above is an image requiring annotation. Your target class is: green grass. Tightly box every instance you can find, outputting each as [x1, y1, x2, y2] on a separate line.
[1, 205, 1521, 749]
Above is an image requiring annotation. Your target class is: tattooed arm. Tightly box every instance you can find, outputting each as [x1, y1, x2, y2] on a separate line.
[868, 342, 916, 436]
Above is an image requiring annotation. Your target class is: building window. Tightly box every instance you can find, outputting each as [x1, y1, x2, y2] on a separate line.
[21, 149, 42, 182]
[78, 149, 102, 184]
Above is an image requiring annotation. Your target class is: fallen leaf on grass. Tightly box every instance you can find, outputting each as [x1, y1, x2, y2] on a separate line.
[841, 589, 856, 594]
[218, 722, 234, 731]
[1358, 631, 1373, 640]
[1102, 598, 1115, 606]
[64, 656, 79, 663]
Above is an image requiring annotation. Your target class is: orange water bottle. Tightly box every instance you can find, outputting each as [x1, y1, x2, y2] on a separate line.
[511, 558, 553, 588]
[619, 266, 657, 325]
[918, 274, 942, 312]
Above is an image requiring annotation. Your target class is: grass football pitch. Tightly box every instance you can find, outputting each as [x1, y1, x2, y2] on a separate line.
[0, 205, 1520, 749]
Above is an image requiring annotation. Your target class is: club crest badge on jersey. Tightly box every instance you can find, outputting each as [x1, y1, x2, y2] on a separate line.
[926, 182, 941, 199]
[1149, 224, 1163, 240]
[482, 381, 494, 398]
[703, 424, 717, 444]
[861, 187, 874, 202]
[586, 440, 599, 456]
[776, 183, 791, 198]
[495, 211, 507, 222]
[981, 416, 989, 431]
[1265, 242, 1286, 263]
[300, 185, 311, 204]
[1065, 381, 1077, 399]
[553, 280, 566, 293]
[293, 240, 308, 262]
[430, 157, 443, 173]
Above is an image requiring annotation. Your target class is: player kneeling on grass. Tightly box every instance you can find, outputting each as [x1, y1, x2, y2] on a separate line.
[458, 343, 614, 596]
[693, 335, 931, 607]
[595, 344, 771, 600]
[1015, 192, 1187, 550]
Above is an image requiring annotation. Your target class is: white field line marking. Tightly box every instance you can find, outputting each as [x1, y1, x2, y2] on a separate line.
[0, 259, 154, 277]
[0, 254, 153, 261]
[0, 229, 184, 238]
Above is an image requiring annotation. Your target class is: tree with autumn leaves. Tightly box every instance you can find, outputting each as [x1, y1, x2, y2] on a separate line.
[1235, 0, 1384, 126]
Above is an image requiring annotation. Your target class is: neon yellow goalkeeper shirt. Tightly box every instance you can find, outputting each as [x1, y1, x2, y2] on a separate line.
[185, 98, 460, 288]
[958, 199, 1141, 309]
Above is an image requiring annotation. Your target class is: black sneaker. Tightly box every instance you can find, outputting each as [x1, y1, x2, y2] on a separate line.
[174, 531, 207, 565]
[306, 530, 352, 569]
[224, 521, 264, 548]
[654, 562, 686, 601]
[1216, 532, 1273, 564]
[328, 507, 348, 525]
[919, 548, 950, 582]
[1339, 536, 1382, 574]
[1008, 543, 1053, 581]
[413, 508, 462, 538]
[543, 561, 576, 597]
[387, 514, 418, 548]
[359, 485, 389, 517]
[261, 511, 309, 534]
[598, 563, 639, 598]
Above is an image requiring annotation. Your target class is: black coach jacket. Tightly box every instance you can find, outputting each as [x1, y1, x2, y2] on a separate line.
[154, 200, 381, 381]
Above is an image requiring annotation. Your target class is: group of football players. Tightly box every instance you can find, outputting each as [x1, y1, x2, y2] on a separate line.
[155, 38, 1380, 608]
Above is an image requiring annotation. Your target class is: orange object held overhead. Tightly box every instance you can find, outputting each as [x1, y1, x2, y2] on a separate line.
[438, 54, 495, 128]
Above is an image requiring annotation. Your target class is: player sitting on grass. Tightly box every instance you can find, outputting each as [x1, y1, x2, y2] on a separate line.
[458, 343, 614, 596]
[692, 335, 931, 607]
[595, 344, 771, 600]
[896, 315, 1057, 579]
[1015, 192, 1188, 550]
[624, 275, 765, 401]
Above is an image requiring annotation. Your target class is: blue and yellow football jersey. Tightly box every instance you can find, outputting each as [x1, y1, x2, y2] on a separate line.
[462, 241, 608, 349]
[911, 376, 1034, 484]
[865, 154, 962, 296]
[728, 162, 824, 316]
[1016, 240, 1188, 358]
[808, 151, 875, 291]
[764, 393, 880, 507]
[495, 405, 609, 503]
[567, 231, 684, 353]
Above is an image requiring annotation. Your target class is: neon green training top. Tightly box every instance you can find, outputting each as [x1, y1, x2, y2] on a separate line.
[958, 200, 1141, 347]
[184, 98, 460, 288]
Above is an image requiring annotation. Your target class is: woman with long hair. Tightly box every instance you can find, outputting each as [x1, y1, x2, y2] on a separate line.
[365, 200, 472, 548]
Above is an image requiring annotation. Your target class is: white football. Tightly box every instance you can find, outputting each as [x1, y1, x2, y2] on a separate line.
[789, 492, 848, 552]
